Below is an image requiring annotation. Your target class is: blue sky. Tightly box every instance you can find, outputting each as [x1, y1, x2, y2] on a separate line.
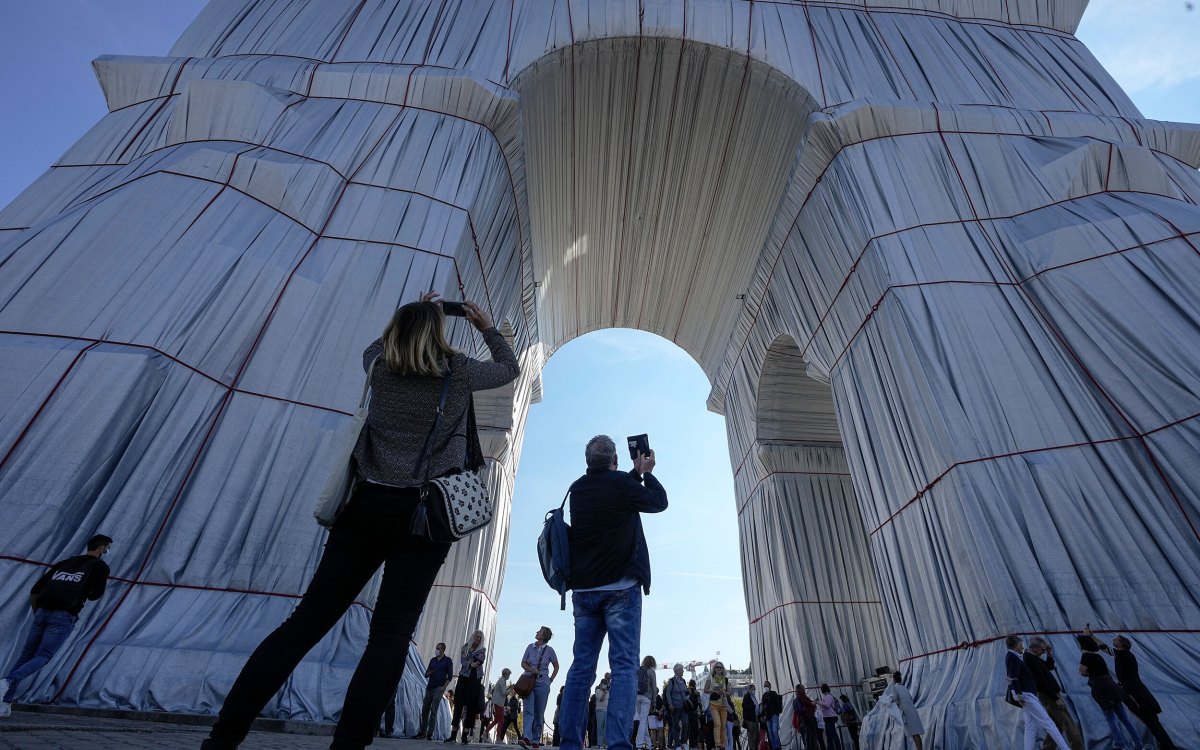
[2, 0, 1198, 693]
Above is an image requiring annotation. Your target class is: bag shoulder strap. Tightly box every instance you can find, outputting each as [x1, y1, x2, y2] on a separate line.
[360, 356, 380, 408]
[413, 366, 454, 481]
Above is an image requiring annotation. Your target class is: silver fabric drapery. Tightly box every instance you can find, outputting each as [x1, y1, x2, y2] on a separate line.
[1, 2, 1197, 746]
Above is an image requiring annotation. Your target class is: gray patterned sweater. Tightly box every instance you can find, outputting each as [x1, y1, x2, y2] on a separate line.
[352, 327, 520, 487]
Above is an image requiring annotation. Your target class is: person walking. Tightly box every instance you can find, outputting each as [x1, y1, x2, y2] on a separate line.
[1113, 636, 1178, 750]
[837, 695, 860, 750]
[595, 674, 612, 748]
[817, 684, 842, 750]
[880, 672, 923, 750]
[666, 665, 690, 750]
[505, 689, 523, 744]
[200, 293, 519, 750]
[553, 436, 668, 750]
[486, 668, 513, 742]
[759, 681, 782, 750]
[792, 684, 824, 750]
[519, 626, 560, 748]
[0, 534, 112, 715]
[1078, 633, 1142, 750]
[1005, 635, 1071, 750]
[703, 663, 731, 750]
[741, 684, 759, 750]
[553, 685, 565, 746]
[635, 656, 659, 749]
[1023, 638, 1083, 750]
[448, 631, 488, 744]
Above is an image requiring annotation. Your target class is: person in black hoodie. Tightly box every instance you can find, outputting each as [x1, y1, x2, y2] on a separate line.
[0, 533, 111, 716]
[556, 435, 668, 750]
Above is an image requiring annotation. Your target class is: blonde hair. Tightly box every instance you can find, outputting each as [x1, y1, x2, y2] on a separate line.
[382, 301, 455, 376]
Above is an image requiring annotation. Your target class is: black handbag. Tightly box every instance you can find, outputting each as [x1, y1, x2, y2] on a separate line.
[409, 368, 493, 543]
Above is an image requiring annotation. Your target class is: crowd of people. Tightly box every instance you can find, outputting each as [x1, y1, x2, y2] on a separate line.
[1004, 631, 1179, 750]
[0, 293, 1186, 750]
[393, 653, 866, 750]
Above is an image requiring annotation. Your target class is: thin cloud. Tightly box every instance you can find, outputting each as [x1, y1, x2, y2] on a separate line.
[1078, 0, 1200, 93]
[667, 570, 742, 582]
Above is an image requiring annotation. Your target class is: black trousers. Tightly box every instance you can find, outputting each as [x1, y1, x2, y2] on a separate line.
[451, 675, 483, 736]
[203, 484, 451, 750]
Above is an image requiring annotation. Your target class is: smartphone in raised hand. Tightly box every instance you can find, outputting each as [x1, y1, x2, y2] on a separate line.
[627, 434, 650, 461]
[442, 300, 467, 317]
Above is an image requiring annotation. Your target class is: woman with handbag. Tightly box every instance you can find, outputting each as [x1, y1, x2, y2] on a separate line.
[703, 662, 731, 750]
[202, 292, 519, 750]
[448, 630, 488, 744]
[518, 626, 560, 748]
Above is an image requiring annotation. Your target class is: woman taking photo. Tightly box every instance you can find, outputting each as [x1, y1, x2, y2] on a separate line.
[704, 662, 731, 750]
[202, 292, 519, 750]
[1078, 632, 1142, 750]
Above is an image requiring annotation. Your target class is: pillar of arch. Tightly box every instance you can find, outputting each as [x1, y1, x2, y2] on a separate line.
[1, 2, 1198, 746]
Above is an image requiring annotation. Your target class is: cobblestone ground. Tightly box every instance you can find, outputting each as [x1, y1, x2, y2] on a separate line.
[0, 711, 500, 750]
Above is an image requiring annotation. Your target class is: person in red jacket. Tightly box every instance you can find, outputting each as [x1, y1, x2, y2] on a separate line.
[791, 684, 824, 750]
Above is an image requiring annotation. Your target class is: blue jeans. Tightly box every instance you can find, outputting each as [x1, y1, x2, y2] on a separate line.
[766, 716, 781, 750]
[1102, 703, 1141, 748]
[3, 609, 77, 702]
[558, 585, 643, 750]
[524, 681, 551, 742]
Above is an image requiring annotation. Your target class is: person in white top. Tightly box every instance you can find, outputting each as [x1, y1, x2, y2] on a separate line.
[485, 668, 512, 742]
[879, 671, 924, 750]
[816, 684, 843, 750]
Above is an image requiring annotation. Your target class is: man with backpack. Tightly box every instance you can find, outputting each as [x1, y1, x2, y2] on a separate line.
[0, 533, 112, 716]
[553, 435, 668, 750]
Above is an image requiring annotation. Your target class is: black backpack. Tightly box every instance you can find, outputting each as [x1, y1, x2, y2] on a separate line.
[537, 488, 573, 610]
[35, 556, 98, 611]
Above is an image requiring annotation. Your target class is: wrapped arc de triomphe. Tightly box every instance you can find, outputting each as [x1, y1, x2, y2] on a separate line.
[1, 0, 1198, 746]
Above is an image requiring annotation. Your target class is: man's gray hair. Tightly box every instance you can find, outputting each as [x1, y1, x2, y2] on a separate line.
[1028, 636, 1048, 649]
[1005, 633, 1024, 649]
[585, 435, 617, 468]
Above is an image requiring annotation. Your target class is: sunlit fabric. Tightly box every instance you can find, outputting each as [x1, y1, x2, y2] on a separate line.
[0, 1, 1197, 746]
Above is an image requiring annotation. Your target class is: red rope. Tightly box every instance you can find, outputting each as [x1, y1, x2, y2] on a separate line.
[718, 126, 1194, 407]
[899, 628, 1200, 664]
[0, 555, 375, 612]
[749, 598, 884, 626]
[0, 343, 98, 474]
[736, 469, 853, 517]
[0, 328, 355, 417]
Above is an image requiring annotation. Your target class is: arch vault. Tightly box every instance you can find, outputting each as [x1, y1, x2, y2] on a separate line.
[1, 1, 1198, 746]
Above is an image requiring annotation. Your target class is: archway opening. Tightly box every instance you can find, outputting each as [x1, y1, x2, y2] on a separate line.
[493, 329, 747, 697]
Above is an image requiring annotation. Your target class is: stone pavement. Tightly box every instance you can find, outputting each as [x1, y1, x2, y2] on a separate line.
[0, 707, 491, 750]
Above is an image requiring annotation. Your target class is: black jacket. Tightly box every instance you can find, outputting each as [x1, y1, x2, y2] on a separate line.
[1007, 651, 1037, 695]
[569, 467, 668, 593]
[1114, 649, 1161, 716]
[742, 692, 759, 722]
[1023, 652, 1062, 698]
[761, 690, 783, 719]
